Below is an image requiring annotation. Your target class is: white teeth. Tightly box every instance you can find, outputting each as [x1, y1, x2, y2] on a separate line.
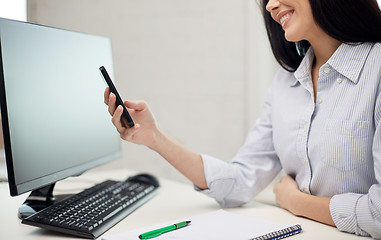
[280, 13, 291, 26]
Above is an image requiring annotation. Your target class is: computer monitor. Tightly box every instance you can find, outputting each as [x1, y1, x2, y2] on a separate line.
[0, 18, 121, 216]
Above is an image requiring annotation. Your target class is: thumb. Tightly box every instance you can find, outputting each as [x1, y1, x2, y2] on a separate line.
[124, 100, 147, 111]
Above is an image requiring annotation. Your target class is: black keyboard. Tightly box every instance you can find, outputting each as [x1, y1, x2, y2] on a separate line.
[22, 178, 159, 239]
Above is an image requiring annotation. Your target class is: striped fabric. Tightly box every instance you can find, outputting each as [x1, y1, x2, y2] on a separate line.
[197, 42, 381, 238]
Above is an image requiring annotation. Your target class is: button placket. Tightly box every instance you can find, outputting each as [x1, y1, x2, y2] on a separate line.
[317, 65, 332, 106]
[295, 76, 315, 195]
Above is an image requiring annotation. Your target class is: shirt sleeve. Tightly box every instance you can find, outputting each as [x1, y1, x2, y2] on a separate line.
[329, 87, 381, 239]
[195, 78, 282, 208]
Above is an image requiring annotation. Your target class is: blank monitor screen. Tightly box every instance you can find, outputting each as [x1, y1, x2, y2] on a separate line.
[0, 18, 121, 196]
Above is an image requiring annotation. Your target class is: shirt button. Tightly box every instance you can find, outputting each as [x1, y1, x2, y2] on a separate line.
[303, 124, 308, 132]
[337, 78, 342, 83]
[323, 67, 330, 74]
[317, 98, 323, 104]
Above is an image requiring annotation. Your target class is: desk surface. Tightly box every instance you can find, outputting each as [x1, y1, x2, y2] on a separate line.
[0, 169, 370, 240]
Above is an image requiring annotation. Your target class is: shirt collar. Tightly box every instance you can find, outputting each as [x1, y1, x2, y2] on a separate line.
[292, 47, 315, 87]
[291, 42, 374, 86]
[327, 42, 373, 84]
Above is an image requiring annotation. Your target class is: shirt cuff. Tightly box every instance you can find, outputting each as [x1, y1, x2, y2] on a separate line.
[329, 193, 369, 236]
[194, 154, 237, 207]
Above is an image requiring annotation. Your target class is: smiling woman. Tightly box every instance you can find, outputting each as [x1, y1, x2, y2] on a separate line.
[105, 0, 381, 239]
[257, 0, 381, 238]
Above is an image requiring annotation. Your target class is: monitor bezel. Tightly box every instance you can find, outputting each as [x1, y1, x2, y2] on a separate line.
[0, 39, 18, 196]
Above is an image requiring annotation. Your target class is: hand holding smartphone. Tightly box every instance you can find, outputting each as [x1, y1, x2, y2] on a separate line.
[99, 66, 135, 128]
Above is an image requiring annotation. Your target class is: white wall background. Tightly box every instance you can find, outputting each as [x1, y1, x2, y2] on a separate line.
[0, 0, 26, 21]
[0, 0, 27, 180]
[25, 0, 277, 183]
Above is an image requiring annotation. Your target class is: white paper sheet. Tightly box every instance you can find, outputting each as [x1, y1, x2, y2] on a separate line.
[102, 210, 299, 240]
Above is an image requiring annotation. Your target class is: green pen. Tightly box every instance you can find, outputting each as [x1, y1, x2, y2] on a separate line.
[138, 221, 191, 239]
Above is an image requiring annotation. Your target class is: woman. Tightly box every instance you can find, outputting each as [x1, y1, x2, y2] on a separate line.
[104, 0, 381, 238]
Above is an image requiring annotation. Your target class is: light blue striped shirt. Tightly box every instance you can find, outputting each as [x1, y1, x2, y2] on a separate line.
[198, 42, 381, 238]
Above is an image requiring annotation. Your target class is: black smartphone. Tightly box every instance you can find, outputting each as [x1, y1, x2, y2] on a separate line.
[99, 66, 134, 128]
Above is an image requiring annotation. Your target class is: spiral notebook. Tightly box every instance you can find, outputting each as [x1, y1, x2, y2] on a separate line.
[250, 224, 302, 240]
[102, 210, 302, 240]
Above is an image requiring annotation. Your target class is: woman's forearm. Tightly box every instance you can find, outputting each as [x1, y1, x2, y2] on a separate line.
[104, 93, 208, 189]
[291, 191, 335, 226]
[149, 128, 208, 189]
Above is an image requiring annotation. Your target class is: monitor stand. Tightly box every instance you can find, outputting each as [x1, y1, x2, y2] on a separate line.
[18, 183, 70, 219]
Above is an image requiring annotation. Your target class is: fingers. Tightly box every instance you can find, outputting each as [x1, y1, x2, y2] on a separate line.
[121, 124, 140, 141]
[104, 87, 111, 104]
[112, 106, 130, 136]
[112, 105, 125, 131]
[105, 86, 145, 113]
[107, 93, 117, 115]
[280, 175, 295, 184]
[104, 87, 117, 116]
[112, 105, 139, 140]
[124, 100, 147, 111]
[106, 90, 142, 115]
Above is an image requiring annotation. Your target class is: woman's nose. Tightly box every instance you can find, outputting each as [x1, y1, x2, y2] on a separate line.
[266, 0, 280, 12]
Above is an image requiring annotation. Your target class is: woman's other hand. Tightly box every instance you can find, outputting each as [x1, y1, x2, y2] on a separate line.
[273, 175, 300, 214]
[273, 175, 335, 226]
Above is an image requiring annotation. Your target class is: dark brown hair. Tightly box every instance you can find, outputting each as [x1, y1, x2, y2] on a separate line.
[261, 0, 381, 72]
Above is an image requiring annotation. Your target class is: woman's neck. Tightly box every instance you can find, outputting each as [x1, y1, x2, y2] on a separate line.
[309, 35, 342, 68]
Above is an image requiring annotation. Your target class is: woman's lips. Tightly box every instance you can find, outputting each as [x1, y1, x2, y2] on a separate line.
[277, 10, 294, 28]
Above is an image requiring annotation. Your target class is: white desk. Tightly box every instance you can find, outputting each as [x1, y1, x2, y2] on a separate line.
[0, 169, 370, 240]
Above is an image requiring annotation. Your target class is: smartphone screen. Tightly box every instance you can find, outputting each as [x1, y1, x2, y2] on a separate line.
[99, 66, 135, 128]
